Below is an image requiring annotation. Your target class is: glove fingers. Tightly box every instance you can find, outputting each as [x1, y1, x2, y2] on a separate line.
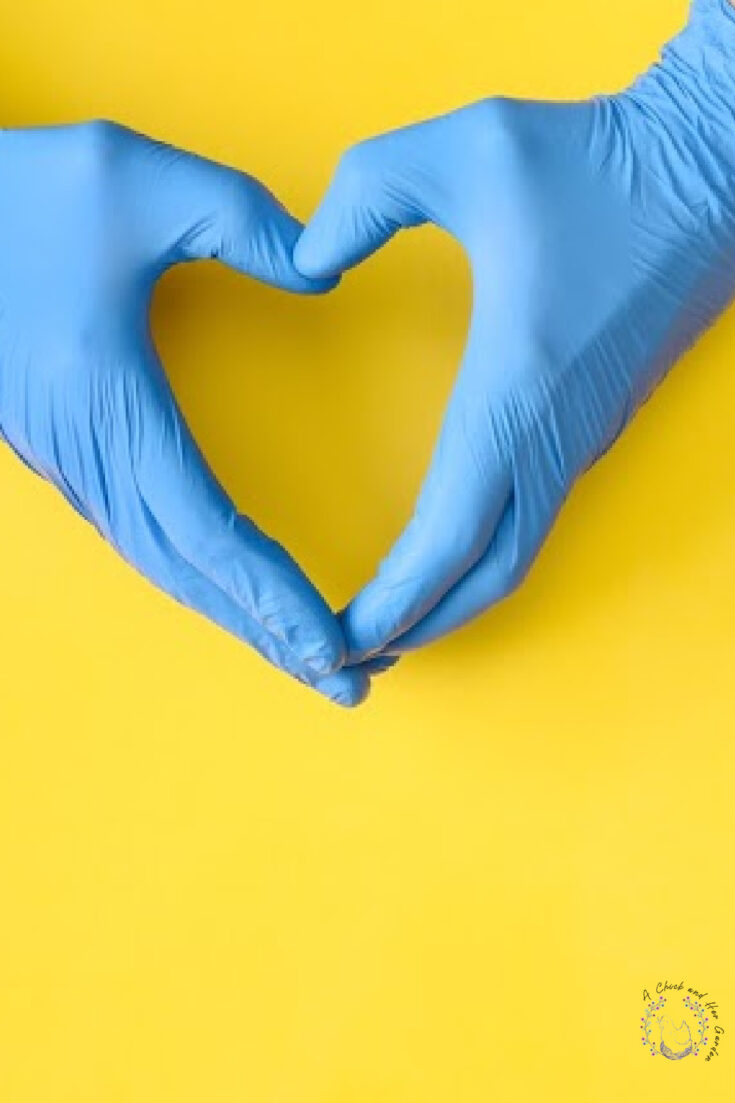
[107, 353, 347, 677]
[126, 131, 336, 293]
[339, 328, 513, 661]
[112, 499, 370, 707]
[6, 351, 363, 702]
[360, 653, 400, 676]
[381, 443, 566, 654]
[339, 474, 508, 662]
[293, 115, 462, 280]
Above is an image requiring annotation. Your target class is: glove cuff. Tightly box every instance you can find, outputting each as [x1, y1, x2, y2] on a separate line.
[663, 1, 735, 90]
[626, 0, 735, 139]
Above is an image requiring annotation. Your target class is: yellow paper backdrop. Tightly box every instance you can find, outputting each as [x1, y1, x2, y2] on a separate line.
[0, 1, 733, 1099]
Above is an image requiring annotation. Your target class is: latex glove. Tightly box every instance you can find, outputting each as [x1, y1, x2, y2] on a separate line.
[0, 120, 371, 706]
[296, 0, 735, 660]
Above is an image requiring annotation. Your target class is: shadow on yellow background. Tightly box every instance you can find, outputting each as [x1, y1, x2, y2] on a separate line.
[0, 2, 733, 1101]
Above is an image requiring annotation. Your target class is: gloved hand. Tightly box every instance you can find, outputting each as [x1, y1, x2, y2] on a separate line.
[0, 120, 372, 706]
[295, 0, 735, 660]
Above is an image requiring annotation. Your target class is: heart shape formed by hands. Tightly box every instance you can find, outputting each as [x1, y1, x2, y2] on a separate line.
[1, 0, 734, 709]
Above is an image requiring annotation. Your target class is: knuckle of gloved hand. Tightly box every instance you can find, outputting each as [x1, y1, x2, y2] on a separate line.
[464, 96, 523, 169]
[199, 169, 264, 264]
[210, 170, 249, 252]
[70, 119, 127, 181]
[336, 140, 380, 191]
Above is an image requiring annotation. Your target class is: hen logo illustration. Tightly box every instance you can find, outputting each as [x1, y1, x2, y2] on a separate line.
[640, 981, 725, 1061]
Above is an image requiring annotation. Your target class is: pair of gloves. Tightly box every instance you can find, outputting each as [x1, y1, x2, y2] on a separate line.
[1, 0, 734, 706]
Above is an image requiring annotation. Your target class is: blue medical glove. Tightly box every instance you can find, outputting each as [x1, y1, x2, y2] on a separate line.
[296, 0, 735, 660]
[0, 121, 371, 706]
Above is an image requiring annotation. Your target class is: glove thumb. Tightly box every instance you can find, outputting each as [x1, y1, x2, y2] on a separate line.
[294, 122, 452, 279]
[128, 132, 337, 294]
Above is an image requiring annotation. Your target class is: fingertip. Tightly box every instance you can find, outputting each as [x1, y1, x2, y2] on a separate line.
[361, 653, 400, 676]
[292, 229, 338, 281]
[299, 630, 345, 677]
[273, 208, 339, 291]
[334, 680, 371, 709]
[317, 667, 371, 708]
[338, 598, 392, 665]
[245, 192, 341, 293]
[279, 601, 346, 676]
[288, 269, 341, 296]
[267, 227, 342, 293]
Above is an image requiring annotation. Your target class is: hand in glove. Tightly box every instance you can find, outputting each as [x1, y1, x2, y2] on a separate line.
[0, 121, 371, 705]
[296, 0, 735, 660]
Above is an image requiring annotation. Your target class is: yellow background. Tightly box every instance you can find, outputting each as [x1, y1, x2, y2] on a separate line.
[0, 0, 733, 1099]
